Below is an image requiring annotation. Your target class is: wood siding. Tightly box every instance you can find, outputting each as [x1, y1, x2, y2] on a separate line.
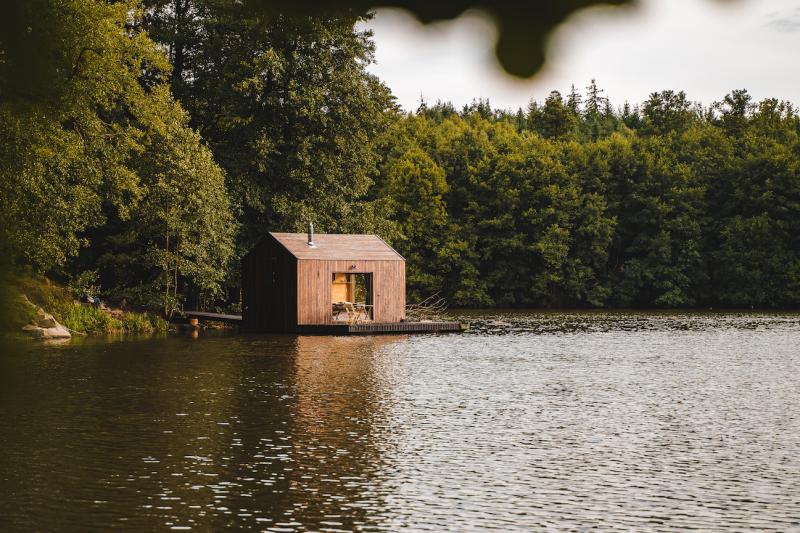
[242, 233, 405, 332]
[297, 259, 405, 325]
[241, 234, 297, 332]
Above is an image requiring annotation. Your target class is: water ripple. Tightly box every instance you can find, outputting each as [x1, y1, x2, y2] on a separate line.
[1, 312, 799, 531]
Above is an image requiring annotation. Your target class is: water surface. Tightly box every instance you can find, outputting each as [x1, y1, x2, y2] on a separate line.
[1, 311, 799, 531]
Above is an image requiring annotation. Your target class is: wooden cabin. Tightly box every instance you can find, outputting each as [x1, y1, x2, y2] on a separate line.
[241, 229, 406, 333]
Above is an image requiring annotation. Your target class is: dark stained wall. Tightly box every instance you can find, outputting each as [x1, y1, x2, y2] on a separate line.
[241, 234, 297, 332]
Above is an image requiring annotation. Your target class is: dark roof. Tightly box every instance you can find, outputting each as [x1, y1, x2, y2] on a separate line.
[269, 232, 404, 261]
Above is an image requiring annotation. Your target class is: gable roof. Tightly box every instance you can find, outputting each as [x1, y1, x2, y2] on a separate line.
[269, 232, 404, 261]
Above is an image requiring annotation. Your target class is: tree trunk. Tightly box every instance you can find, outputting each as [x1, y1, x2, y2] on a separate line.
[164, 232, 171, 317]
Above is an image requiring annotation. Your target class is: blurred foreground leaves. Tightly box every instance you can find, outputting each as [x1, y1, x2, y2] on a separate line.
[247, 0, 636, 77]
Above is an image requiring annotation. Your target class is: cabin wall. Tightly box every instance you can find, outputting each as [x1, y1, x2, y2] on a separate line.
[297, 259, 405, 324]
[241, 236, 297, 332]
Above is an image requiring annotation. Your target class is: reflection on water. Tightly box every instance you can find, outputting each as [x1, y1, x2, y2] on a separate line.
[1, 312, 800, 531]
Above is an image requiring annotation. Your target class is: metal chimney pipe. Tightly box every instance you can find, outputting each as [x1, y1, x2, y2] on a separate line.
[307, 222, 315, 247]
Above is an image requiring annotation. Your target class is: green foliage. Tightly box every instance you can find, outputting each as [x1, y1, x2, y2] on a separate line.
[120, 312, 169, 334]
[0, 0, 170, 271]
[379, 86, 800, 309]
[641, 90, 696, 135]
[2, 2, 798, 313]
[144, 2, 396, 250]
[9, 274, 74, 317]
[96, 89, 235, 317]
[60, 305, 122, 334]
[3, 274, 168, 334]
[60, 306, 168, 334]
[1, 0, 234, 315]
[529, 91, 579, 140]
[67, 270, 101, 300]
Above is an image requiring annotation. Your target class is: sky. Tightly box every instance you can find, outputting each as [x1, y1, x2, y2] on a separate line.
[361, 0, 800, 111]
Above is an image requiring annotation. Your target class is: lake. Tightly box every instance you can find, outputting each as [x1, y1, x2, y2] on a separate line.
[1, 311, 799, 531]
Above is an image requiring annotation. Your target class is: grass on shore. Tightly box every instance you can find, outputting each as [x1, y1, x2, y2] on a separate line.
[4, 274, 168, 335]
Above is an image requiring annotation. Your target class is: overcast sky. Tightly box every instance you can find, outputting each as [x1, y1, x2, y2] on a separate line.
[361, 0, 800, 111]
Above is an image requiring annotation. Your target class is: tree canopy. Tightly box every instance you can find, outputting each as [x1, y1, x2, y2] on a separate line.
[1, 1, 799, 315]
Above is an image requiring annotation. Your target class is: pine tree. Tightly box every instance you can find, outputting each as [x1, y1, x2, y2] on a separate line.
[567, 84, 583, 114]
[534, 91, 577, 140]
[621, 102, 642, 129]
[584, 79, 607, 117]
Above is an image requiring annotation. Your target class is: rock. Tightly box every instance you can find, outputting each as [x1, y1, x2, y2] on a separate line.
[34, 308, 58, 328]
[22, 323, 72, 339]
[41, 324, 72, 339]
[20, 298, 71, 339]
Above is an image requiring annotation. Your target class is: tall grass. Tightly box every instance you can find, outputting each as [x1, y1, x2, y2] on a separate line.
[60, 306, 170, 334]
[57, 304, 170, 334]
[120, 312, 169, 334]
[61, 304, 122, 333]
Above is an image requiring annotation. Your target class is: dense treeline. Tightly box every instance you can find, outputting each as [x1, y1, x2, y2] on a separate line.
[1, 0, 798, 313]
[386, 89, 800, 308]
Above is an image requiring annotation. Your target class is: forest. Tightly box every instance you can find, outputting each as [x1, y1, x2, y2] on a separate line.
[1, 0, 799, 315]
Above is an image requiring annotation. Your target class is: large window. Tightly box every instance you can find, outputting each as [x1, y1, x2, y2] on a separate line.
[331, 273, 373, 322]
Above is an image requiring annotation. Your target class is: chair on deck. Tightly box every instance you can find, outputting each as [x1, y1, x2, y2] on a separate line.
[332, 302, 372, 325]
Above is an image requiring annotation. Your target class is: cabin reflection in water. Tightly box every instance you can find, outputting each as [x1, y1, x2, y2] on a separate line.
[287, 334, 402, 523]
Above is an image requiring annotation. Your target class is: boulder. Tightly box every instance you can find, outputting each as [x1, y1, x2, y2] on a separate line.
[23, 323, 71, 339]
[34, 308, 59, 328]
[21, 298, 71, 339]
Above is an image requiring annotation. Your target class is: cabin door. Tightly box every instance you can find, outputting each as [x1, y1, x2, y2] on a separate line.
[331, 273, 373, 322]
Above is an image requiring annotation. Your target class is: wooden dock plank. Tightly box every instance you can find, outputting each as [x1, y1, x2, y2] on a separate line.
[298, 321, 466, 335]
[185, 311, 243, 323]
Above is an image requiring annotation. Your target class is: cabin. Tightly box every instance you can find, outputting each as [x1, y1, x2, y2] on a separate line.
[241, 228, 406, 333]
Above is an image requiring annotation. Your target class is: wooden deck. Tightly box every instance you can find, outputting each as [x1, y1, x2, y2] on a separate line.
[297, 321, 467, 335]
[184, 311, 466, 334]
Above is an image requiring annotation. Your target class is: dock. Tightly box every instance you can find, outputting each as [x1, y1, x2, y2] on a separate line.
[183, 311, 465, 334]
[297, 321, 467, 335]
[184, 310, 243, 324]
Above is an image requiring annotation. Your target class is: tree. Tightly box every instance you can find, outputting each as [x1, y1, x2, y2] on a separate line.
[607, 136, 707, 306]
[0, 0, 235, 314]
[98, 90, 235, 315]
[641, 90, 695, 135]
[380, 147, 449, 298]
[143, 2, 396, 251]
[584, 79, 608, 117]
[567, 84, 583, 114]
[582, 79, 615, 140]
[530, 91, 578, 140]
[621, 102, 642, 130]
[715, 89, 754, 137]
[0, 0, 168, 271]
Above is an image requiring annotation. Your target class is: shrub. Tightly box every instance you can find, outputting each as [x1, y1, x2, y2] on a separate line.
[61, 304, 122, 334]
[67, 270, 100, 300]
[120, 312, 169, 334]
